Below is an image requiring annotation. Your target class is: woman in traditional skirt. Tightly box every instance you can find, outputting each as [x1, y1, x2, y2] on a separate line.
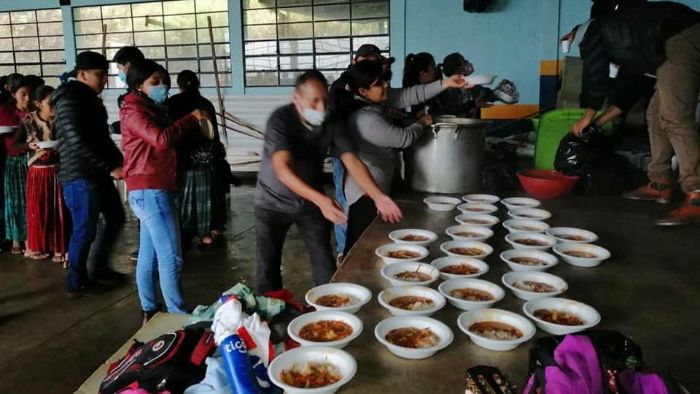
[0, 76, 40, 254]
[14, 85, 68, 263]
[166, 70, 225, 248]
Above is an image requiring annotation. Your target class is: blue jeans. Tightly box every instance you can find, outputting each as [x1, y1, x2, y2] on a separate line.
[62, 177, 124, 291]
[128, 189, 186, 314]
[331, 157, 347, 255]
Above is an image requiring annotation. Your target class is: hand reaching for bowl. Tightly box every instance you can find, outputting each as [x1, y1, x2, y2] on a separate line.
[373, 194, 402, 223]
[442, 74, 473, 90]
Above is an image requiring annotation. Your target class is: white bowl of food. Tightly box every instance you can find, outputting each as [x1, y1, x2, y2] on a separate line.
[375, 243, 429, 265]
[546, 227, 599, 244]
[553, 243, 611, 268]
[523, 297, 601, 335]
[268, 346, 357, 394]
[288, 311, 363, 349]
[505, 232, 557, 251]
[445, 225, 494, 242]
[388, 229, 438, 246]
[440, 240, 493, 260]
[305, 283, 372, 314]
[377, 286, 446, 317]
[35, 140, 58, 149]
[462, 194, 500, 204]
[380, 261, 439, 287]
[500, 249, 558, 272]
[423, 196, 461, 211]
[438, 278, 505, 311]
[457, 309, 536, 351]
[457, 203, 499, 215]
[508, 208, 552, 221]
[375, 315, 453, 359]
[430, 256, 490, 280]
[501, 271, 568, 301]
[501, 197, 541, 210]
[455, 213, 500, 228]
[466, 74, 496, 86]
[502, 219, 550, 234]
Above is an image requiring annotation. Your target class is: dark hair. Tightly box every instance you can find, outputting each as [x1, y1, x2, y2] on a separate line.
[113, 46, 145, 65]
[6, 73, 24, 92]
[32, 85, 54, 103]
[347, 60, 384, 96]
[402, 52, 436, 87]
[126, 59, 165, 90]
[176, 70, 200, 92]
[11, 75, 44, 94]
[295, 69, 328, 90]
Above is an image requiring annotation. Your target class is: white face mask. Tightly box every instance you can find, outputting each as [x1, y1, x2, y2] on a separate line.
[303, 107, 327, 126]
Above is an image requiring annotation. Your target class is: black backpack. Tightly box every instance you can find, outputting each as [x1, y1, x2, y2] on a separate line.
[99, 327, 216, 394]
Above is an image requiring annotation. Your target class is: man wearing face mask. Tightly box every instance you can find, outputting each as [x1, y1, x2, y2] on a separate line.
[54, 51, 126, 297]
[255, 69, 402, 292]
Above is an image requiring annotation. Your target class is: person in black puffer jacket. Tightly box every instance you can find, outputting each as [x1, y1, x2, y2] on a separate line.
[573, 1, 700, 226]
[54, 51, 125, 296]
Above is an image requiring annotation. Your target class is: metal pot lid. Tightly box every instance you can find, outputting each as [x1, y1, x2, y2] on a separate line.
[434, 116, 487, 126]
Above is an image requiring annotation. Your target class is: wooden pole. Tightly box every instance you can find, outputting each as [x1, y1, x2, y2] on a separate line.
[207, 16, 228, 146]
[101, 24, 107, 56]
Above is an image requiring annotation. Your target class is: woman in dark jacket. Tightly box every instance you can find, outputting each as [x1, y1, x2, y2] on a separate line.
[166, 70, 226, 247]
[120, 59, 208, 322]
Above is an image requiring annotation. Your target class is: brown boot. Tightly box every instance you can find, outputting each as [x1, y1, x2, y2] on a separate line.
[622, 181, 673, 204]
[655, 192, 700, 226]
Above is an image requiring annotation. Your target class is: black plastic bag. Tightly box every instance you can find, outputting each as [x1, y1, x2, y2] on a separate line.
[554, 128, 645, 195]
[482, 142, 519, 194]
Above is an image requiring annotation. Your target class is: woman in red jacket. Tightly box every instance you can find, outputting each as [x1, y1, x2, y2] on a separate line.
[120, 59, 208, 322]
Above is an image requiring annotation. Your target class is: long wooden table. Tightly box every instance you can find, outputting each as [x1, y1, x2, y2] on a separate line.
[330, 197, 700, 393]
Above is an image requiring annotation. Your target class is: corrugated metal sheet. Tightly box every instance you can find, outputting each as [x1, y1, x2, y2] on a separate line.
[106, 94, 289, 172]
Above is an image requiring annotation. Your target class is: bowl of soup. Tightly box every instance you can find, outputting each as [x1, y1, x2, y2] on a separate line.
[268, 346, 357, 394]
[546, 227, 598, 244]
[553, 242, 611, 268]
[502, 219, 550, 234]
[455, 213, 500, 228]
[445, 225, 494, 242]
[375, 243, 429, 265]
[430, 256, 490, 280]
[378, 286, 446, 317]
[440, 240, 493, 260]
[501, 271, 568, 301]
[457, 202, 499, 215]
[508, 208, 552, 221]
[499, 249, 558, 272]
[380, 261, 439, 287]
[305, 283, 372, 314]
[388, 229, 438, 246]
[457, 308, 536, 351]
[374, 315, 453, 359]
[523, 297, 601, 335]
[501, 197, 541, 210]
[462, 193, 500, 204]
[288, 310, 363, 349]
[438, 278, 505, 311]
[505, 232, 556, 251]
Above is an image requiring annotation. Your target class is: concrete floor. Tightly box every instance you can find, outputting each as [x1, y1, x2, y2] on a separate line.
[1, 183, 699, 393]
[0, 183, 319, 393]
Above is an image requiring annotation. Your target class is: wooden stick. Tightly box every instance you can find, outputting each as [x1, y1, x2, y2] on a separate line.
[207, 16, 228, 147]
[101, 24, 107, 57]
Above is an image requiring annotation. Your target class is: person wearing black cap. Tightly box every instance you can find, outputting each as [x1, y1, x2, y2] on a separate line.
[54, 51, 125, 296]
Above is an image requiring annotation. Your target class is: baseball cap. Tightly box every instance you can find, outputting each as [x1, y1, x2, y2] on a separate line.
[355, 44, 395, 64]
[75, 51, 109, 71]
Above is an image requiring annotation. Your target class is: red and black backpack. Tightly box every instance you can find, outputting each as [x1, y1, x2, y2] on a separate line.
[99, 327, 216, 394]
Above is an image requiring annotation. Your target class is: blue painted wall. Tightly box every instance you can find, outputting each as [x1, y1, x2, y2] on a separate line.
[399, 0, 562, 104]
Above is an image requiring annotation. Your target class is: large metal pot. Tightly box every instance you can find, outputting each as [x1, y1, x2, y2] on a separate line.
[406, 117, 487, 194]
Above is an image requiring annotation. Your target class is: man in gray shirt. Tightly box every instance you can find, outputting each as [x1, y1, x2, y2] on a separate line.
[255, 70, 402, 292]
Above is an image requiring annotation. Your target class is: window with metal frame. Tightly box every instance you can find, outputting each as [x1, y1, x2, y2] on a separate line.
[73, 0, 231, 89]
[242, 0, 390, 87]
[0, 9, 65, 87]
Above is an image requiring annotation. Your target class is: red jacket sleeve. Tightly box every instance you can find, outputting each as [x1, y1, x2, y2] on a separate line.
[122, 104, 199, 151]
